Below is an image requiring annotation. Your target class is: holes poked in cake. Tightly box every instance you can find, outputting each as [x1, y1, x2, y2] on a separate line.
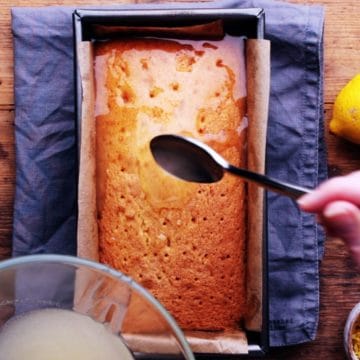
[199, 114, 206, 123]
[118, 58, 130, 76]
[124, 208, 135, 220]
[140, 278, 154, 289]
[140, 58, 149, 70]
[220, 254, 231, 261]
[116, 82, 135, 104]
[121, 90, 132, 103]
[216, 58, 224, 67]
[149, 86, 164, 98]
[170, 82, 180, 91]
[196, 110, 212, 134]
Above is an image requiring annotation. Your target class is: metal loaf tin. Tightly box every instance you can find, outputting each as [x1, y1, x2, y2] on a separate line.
[73, 7, 268, 358]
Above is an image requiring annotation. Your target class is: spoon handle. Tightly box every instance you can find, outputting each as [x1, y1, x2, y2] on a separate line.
[227, 164, 311, 200]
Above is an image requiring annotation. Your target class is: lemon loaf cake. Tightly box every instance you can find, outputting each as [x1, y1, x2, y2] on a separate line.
[94, 36, 247, 331]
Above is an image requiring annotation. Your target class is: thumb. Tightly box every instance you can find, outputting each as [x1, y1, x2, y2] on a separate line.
[322, 201, 360, 267]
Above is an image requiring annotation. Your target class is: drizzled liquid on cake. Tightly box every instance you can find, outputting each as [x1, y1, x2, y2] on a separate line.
[94, 36, 247, 331]
[95, 36, 246, 207]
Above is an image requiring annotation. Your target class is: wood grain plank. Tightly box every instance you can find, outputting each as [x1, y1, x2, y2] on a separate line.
[0, 109, 15, 260]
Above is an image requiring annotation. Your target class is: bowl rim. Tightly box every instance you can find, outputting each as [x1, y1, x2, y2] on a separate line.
[0, 254, 195, 360]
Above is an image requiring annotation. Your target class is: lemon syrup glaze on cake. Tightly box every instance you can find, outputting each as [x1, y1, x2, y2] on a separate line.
[95, 36, 247, 331]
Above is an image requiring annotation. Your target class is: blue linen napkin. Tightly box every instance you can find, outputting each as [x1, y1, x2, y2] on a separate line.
[11, 0, 325, 347]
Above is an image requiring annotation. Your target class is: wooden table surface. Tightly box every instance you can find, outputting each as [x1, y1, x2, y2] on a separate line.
[0, 0, 359, 358]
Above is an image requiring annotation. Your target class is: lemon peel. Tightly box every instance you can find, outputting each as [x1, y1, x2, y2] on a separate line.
[330, 74, 360, 144]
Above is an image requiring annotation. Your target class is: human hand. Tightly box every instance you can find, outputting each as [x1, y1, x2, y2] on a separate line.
[297, 171, 360, 267]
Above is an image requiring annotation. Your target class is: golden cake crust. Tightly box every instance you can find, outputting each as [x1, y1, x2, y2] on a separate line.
[95, 37, 247, 331]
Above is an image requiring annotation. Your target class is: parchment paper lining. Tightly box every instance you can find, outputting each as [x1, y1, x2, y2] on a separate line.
[76, 35, 270, 354]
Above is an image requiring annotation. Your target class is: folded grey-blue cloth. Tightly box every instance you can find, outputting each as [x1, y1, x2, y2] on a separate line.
[11, 0, 325, 347]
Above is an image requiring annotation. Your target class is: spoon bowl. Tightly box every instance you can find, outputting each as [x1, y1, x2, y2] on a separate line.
[150, 134, 312, 200]
[150, 134, 224, 183]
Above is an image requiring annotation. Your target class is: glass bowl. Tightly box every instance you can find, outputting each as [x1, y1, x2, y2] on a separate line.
[0, 254, 195, 359]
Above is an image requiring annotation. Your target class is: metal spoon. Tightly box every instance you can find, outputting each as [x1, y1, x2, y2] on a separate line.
[150, 134, 312, 200]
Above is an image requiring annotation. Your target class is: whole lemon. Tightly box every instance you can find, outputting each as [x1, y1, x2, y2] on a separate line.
[330, 74, 360, 144]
